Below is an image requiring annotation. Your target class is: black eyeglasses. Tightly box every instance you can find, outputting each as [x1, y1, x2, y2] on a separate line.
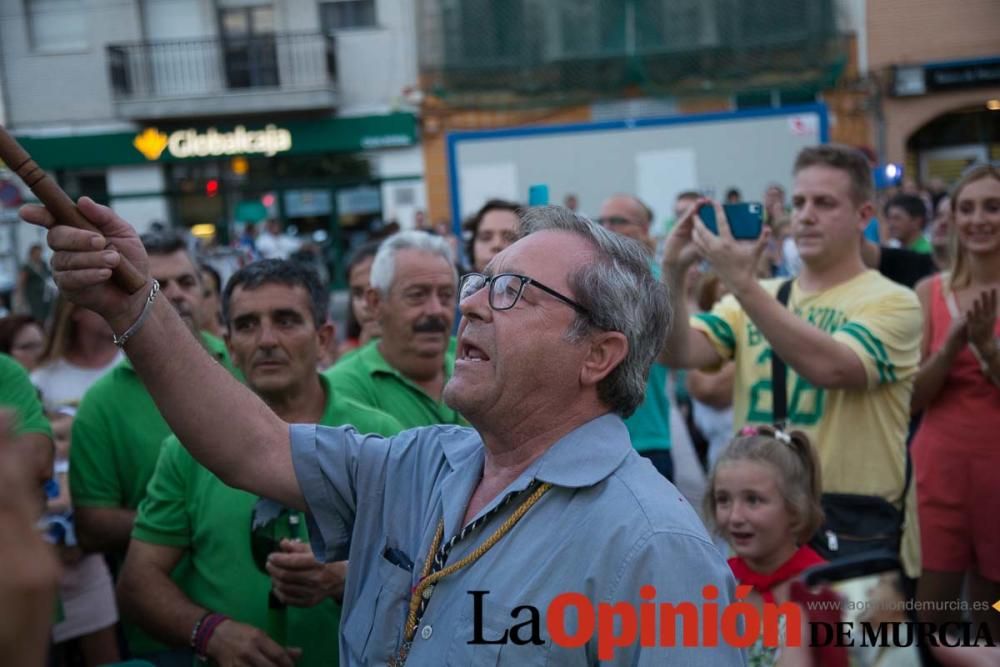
[460, 272, 591, 317]
[597, 216, 642, 228]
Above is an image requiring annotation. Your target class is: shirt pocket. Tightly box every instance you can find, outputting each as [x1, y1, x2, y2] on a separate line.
[447, 610, 552, 666]
[342, 555, 413, 663]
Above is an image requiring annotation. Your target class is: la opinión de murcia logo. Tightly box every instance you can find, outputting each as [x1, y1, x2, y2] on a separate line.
[467, 589, 1000, 660]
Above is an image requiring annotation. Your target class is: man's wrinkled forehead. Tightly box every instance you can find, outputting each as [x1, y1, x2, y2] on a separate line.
[390, 248, 456, 286]
[482, 230, 540, 274]
[484, 229, 589, 277]
[148, 249, 198, 282]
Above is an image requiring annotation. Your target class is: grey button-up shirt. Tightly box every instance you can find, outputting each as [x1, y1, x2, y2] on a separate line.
[291, 414, 745, 666]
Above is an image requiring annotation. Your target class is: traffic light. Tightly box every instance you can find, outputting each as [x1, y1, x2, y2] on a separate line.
[206, 178, 220, 197]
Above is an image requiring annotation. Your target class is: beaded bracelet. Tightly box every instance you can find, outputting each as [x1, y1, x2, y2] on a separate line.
[189, 611, 212, 651]
[193, 612, 229, 662]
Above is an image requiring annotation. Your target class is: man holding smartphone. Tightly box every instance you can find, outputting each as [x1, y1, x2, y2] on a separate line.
[660, 144, 923, 579]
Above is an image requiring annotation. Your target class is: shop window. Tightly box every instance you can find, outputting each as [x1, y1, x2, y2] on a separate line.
[57, 171, 108, 205]
[27, 0, 88, 52]
[320, 0, 376, 31]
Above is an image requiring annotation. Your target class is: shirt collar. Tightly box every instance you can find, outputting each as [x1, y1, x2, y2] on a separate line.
[359, 339, 463, 426]
[529, 413, 633, 488]
[439, 413, 632, 489]
[359, 337, 457, 383]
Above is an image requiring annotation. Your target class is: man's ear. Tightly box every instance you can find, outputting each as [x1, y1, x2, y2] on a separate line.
[223, 328, 246, 374]
[579, 331, 629, 389]
[316, 321, 335, 352]
[857, 201, 875, 233]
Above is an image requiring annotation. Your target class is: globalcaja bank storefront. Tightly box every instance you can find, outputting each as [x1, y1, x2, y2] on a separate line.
[14, 112, 423, 284]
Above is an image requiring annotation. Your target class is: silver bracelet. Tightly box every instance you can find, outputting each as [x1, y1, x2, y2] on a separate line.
[113, 280, 160, 348]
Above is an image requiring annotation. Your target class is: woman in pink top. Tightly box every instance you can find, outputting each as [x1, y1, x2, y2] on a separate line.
[911, 164, 1000, 638]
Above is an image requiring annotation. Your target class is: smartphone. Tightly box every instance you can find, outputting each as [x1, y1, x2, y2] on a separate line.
[527, 184, 549, 206]
[698, 202, 764, 240]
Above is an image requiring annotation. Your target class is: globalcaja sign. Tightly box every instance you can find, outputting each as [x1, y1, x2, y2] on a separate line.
[12, 113, 417, 170]
[133, 125, 294, 161]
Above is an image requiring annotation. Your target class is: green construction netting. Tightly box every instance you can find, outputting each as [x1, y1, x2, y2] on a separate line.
[419, 0, 846, 108]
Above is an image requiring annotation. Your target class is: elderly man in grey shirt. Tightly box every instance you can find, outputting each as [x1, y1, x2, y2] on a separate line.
[27, 198, 744, 666]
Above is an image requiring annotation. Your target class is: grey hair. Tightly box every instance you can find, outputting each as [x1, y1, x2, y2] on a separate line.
[369, 230, 457, 294]
[519, 206, 671, 418]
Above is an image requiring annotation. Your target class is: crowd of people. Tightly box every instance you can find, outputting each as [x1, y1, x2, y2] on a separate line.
[0, 145, 997, 667]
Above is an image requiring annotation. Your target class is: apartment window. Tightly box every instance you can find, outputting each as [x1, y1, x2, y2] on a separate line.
[27, 0, 88, 52]
[219, 5, 278, 88]
[320, 0, 376, 31]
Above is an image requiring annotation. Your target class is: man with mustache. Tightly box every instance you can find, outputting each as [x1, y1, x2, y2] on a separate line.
[325, 230, 466, 428]
[68, 230, 238, 659]
[117, 260, 401, 666]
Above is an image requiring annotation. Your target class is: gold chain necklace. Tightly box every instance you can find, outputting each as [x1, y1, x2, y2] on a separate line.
[389, 481, 552, 666]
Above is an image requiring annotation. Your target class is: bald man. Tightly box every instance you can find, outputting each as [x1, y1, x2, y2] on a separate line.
[597, 194, 656, 254]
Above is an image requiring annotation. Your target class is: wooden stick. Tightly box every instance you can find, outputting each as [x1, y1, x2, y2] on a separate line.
[0, 124, 145, 293]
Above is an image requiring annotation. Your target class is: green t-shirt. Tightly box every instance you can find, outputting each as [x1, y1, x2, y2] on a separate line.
[624, 362, 672, 452]
[69, 333, 235, 655]
[0, 353, 51, 437]
[624, 259, 672, 452]
[324, 338, 467, 429]
[132, 375, 402, 666]
[70, 332, 235, 512]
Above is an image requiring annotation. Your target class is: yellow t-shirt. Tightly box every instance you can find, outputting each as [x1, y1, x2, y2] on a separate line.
[692, 270, 923, 574]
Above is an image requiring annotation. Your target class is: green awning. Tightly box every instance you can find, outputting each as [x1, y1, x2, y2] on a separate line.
[10, 112, 417, 170]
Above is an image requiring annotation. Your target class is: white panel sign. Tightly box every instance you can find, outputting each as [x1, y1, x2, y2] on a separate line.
[636, 149, 698, 232]
[459, 163, 518, 218]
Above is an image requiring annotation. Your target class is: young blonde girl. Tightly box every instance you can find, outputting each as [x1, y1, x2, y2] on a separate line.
[704, 425, 828, 667]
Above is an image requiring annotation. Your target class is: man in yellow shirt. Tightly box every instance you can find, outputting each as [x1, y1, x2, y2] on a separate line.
[660, 144, 922, 577]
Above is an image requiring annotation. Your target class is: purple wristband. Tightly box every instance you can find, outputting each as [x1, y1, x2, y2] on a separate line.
[194, 612, 229, 661]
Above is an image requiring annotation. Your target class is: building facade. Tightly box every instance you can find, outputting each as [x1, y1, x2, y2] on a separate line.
[416, 0, 864, 225]
[0, 0, 425, 280]
[866, 0, 1000, 183]
[417, 0, 998, 226]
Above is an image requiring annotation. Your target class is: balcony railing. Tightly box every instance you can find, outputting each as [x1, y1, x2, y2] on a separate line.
[107, 31, 336, 101]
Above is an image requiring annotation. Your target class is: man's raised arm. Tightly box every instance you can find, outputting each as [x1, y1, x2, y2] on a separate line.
[689, 202, 869, 391]
[21, 198, 303, 509]
[660, 201, 725, 370]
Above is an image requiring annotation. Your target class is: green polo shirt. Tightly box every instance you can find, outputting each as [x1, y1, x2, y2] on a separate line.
[69, 333, 235, 655]
[133, 375, 401, 666]
[70, 332, 235, 512]
[324, 338, 467, 429]
[0, 353, 51, 437]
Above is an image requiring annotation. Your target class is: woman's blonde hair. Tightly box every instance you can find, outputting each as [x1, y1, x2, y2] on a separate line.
[703, 425, 824, 544]
[948, 163, 1000, 290]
